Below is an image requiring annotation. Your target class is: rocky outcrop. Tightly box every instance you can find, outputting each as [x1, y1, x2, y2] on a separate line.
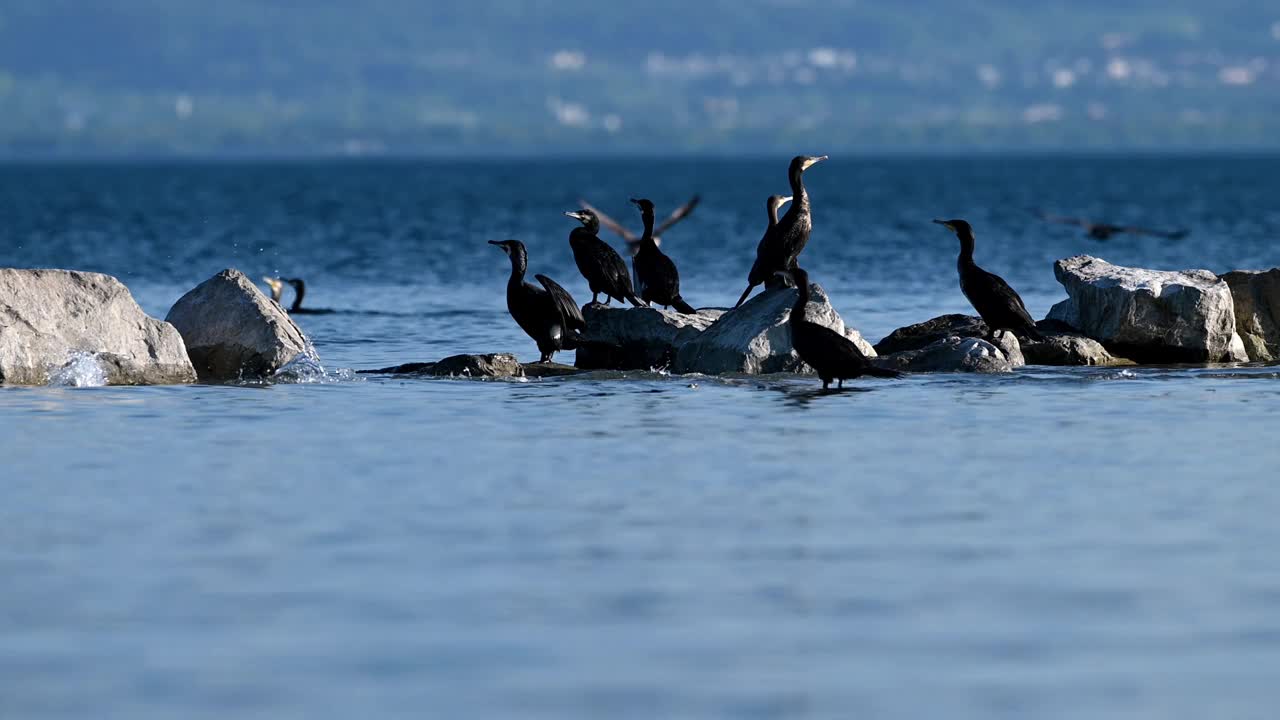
[359, 354, 584, 379]
[1021, 333, 1133, 366]
[166, 269, 312, 380]
[575, 305, 723, 370]
[1221, 269, 1280, 362]
[1046, 255, 1247, 363]
[877, 336, 1014, 374]
[873, 314, 988, 355]
[672, 284, 873, 375]
[991, 330, 1025, 369]
[0, 268, 196, 385]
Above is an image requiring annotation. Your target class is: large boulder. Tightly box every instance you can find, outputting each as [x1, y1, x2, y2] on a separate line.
[0, 268, 196, 385]
[874, 314, 988, 355]
[1021, 333, 1134, 366]
[877, 336, 1013, 374]
[1221, 269, 1280, 362]
[672, 284, 873, 375]
[166, 269, 312, 380]
[576, 305, 723, 370]
[1046, 256, 1248, 363]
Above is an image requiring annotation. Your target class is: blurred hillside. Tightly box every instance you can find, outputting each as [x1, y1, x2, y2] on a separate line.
[1, 0, 1278, 155]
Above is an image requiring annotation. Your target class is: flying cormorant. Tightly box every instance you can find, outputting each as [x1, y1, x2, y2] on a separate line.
[1033, 209, 1189, 241]
[563, 209, 644, 307]
[780, 267, 901, 389]
[490, 239, 586, 362]
[735, 155, 827, 307]
[579, 195, 701, 289]
[933, 219, 1043, 340]
[262, 277, 334, 314]
[629, 198, 697, 315]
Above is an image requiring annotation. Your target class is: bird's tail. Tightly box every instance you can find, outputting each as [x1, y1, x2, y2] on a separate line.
[733, 285, 754, 308]
[865, 365, 904, 379]
[671, 297, 697, 315]
[1020, 326, 1045, 342]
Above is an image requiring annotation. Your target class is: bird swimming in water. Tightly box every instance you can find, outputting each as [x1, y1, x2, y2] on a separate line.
[579, 195, 701, 290]
[629, 198, 697, 315]
[1033, 209, 1189, 241]
[262, 277, 335, 314]
[933, 219, 1043, 340]
[735, 155, 827, 307]
[780, 267, 901, 389]
[489, 239, 586, 362]
[563, 209, 644, 307]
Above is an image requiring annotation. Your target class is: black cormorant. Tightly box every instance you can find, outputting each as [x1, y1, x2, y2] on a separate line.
[629, 198, 697, 315]
[489, 239, 586, 362]
[580, 195, 701, 289]
[735, 155, 827, 307]
[780, 267, 901, 389]
[262, 276, 335, 314]
[1033, 209, 1189, 241]
[563, 209, 644, 307]
[933, 219, 1043, 340]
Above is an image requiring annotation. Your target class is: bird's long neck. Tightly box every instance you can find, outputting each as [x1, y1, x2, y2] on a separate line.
[787, 168, 810, 213]
[639, 209, 657, 249]
[790, 279, 810, 323]
[957, 231, 976, 266]
[767, 203, 781, 227]
[507, 249, 528, 286]
[290, 281, 306, 312]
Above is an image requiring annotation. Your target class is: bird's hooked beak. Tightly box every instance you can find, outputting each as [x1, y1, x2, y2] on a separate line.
[629, 198, 641, 207]
[780, 195, 794, 207]
[802, 155, 829, 170]
[487, 239, 510, 255]
[563, 210, 587, 222]
[933, 219, 955, 231]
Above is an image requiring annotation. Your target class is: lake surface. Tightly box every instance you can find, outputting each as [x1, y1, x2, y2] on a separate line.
[2, 157, 1279, 719]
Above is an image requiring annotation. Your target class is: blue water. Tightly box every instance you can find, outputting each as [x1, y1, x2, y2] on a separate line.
[2, 157, 1280, 719]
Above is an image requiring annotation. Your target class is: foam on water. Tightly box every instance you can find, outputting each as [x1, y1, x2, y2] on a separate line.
[47, 351, 108, 387]
[271, 347, 360, 384]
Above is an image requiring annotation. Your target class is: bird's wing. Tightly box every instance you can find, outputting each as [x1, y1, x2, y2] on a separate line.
[579, 200, 637, 242]
[535, 274, 586, 331]
[978, 269, 1037, 327]
[654, 194, 701, 236]
[1119, 225, 1190, 239]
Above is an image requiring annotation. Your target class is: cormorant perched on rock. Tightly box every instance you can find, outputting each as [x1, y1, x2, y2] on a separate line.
[580, 195, 701, 290]
[780, 267, 901, 389]
[262, 277, 334, 314]
[735, 155, 827, 307]
[754, 194, 792, 261]
[630, 198, 697, 315]
[489, 239, 586, 362]
[933, 219, 1043, 340]
[563, 209, 644, 307]
[1033, 209, 1189, 241]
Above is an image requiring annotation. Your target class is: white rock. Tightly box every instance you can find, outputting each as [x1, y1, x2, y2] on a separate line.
[672, 284, 869, 375]
[166, 269, 312, 380]
[1221, 268, 1280, 362]
[991, 329, 1025, 369]
[1047, 255, 1247, 363]
[0, 268, 196, 385]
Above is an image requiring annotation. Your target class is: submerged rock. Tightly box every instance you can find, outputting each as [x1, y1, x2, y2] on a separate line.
[1021, 332, 1133, 366]
[673, 283, 873, 375]
[0, 268, 196, 385]
[873, 314, 989, 355]
[1046, 255, 1247, 363]
[877, 336, 1013, 374]
[166, 269, 312, 380]
[1221, 268, 1280, 362]
[575, 305, 723, 370]
[362, 353, 525, 378]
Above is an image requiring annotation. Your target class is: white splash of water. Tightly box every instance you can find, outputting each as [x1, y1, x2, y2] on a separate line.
[48, 351, 108, 387]
[272, 347, 360, 384]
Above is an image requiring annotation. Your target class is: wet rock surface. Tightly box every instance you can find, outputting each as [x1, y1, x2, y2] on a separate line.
[1221, 268, 1280, 362]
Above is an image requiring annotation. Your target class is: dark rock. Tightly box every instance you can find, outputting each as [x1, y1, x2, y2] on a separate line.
[360, 353, 524, 378]
[877, 336, 1013, 374]
[1021, 333, 1134, 366]
[874, 314, 989, 355]
[575, 305, 722, 370]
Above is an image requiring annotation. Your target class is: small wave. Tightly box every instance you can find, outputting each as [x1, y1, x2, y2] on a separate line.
[272, 347, 361, 384]
[48, 351, 108, 387]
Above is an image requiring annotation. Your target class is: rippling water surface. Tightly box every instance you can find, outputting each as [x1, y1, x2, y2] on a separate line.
[2, 157, 1279, 719]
